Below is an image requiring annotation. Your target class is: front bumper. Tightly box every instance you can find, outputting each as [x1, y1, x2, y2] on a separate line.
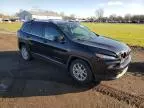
[91, 55, 131, 81]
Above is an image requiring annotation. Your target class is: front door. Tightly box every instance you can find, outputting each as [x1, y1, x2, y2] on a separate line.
[43, 24, 70, 64]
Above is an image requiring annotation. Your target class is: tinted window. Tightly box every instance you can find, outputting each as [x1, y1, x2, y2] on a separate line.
[44, 26, 61, 41]
[31, 22, 43, 37]
[21, 22, 31, 33]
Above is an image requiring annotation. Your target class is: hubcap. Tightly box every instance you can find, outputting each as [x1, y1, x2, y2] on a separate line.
[72, 63, 87, 81]
[21, 47, 29, 60]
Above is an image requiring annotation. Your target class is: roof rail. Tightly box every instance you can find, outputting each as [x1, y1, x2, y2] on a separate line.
[30, 18, 64, 23]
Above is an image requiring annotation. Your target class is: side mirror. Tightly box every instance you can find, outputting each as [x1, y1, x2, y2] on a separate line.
[54, 35, 65, 43]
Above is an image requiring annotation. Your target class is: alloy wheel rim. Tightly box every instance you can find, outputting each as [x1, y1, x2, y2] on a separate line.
[21, 47, 29, 60]
[72, 63, 87, 81]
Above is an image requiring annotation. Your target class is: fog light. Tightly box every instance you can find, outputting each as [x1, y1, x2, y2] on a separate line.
[107, 64, 115, 69]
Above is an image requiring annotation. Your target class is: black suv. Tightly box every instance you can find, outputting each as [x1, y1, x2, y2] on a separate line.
[17, 20, 131, 84]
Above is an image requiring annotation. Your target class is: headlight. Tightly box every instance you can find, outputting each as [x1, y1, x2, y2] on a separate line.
[96, 53, 116, 60]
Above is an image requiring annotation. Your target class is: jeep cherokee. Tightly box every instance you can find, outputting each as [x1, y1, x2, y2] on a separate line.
[17, 20, 131, 84]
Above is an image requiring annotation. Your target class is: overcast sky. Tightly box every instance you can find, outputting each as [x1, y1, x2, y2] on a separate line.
[0, 0, 144, 17]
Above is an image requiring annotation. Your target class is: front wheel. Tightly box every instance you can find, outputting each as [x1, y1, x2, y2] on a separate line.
[69, 59, 93, 84]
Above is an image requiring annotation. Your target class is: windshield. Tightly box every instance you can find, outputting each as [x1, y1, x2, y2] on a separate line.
[57, 22, 98, 40]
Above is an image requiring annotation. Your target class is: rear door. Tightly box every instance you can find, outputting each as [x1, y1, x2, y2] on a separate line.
[29, 22, 45, 54]
[19, 22, 32, 42]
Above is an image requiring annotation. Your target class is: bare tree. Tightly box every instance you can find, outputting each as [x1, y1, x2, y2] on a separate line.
[60, 12, 64, 16]
[124, 14, 131, 23]
[70, 14, 75, 18]
[109, 14, 117, 22]
[95, 8, 104, 22]
[0, 14, 3, 18]
[70, 14, 75, 19]
[60, 12, 65, 19]
[62, 14, 76, 20]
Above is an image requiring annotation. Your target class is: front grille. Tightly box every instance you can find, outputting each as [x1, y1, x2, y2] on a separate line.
[118, 51, 131, 64]
[120, 51, 130, 59]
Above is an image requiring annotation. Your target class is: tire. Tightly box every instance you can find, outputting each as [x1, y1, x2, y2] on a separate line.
[69, 59, 93, 84]
[20, 45, 32, 61]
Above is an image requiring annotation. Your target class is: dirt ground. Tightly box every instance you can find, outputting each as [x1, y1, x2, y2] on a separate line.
[0, 33, 144, 108]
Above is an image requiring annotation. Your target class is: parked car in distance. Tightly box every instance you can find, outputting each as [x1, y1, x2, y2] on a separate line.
[17, 20, 131, 84]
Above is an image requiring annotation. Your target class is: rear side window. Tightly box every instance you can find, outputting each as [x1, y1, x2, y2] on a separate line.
[44, 26, 61, 41]
[31, 22, 44, 37]
[21, 22, 31, 33]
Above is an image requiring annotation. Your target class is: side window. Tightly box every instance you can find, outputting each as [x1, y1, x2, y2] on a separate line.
[21, 22, 31, 33]
[44, 26, 61, 41]
[73, 27, 89, 36]
[31, 23, 43, 37]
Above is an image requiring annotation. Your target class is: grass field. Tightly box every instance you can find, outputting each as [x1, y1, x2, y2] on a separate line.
[82, 23, 144, 47]
[0, 22, 22, 32]
[0, 22, 144, 47]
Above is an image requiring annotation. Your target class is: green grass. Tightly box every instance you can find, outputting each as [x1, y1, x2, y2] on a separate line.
[0, 22, 22, 32]
[0, 22, 144, 47]
[82, 23, 144, 47]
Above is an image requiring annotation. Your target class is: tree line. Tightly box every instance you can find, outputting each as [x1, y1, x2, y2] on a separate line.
[89, 14, 144, 23]
[62, 9, 144, 23]
[91, 9, 144, 23]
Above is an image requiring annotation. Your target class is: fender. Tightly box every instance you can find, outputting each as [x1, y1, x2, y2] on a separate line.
[66, 55, 94, 74]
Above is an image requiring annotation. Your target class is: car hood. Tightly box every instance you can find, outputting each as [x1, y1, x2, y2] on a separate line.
[74, 36, 130, 55]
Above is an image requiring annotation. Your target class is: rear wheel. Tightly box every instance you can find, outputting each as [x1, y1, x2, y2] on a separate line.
[69, 59, 93, 84]
[20, 45, 32, 61]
